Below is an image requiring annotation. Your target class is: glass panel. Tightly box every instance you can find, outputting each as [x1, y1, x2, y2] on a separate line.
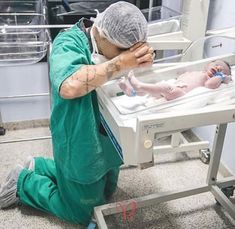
[0, 0, 48, 66]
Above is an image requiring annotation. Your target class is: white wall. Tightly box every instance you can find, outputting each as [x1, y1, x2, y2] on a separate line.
[0, 63, 50, 123]
[207, 0, 235, 30]
[162, 0, 182, 12]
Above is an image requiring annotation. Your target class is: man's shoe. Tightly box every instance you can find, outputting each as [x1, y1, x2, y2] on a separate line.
[0, 165, 23, 209]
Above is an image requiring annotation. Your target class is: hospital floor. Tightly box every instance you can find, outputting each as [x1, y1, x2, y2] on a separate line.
[0, 126, 235, 229]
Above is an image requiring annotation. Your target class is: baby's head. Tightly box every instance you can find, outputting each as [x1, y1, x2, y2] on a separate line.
[204, 60, 231, 77]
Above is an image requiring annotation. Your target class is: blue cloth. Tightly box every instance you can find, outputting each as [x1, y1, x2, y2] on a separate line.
[213, 71, 225, 82]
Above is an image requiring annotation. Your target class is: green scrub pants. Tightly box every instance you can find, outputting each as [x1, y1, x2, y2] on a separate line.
[17, 157, 119, 226]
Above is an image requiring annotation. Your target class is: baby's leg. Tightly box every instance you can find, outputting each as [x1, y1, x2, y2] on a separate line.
[126, 71, 186, 100]
[118, 77, 136, 97]
[129, 73, 169, 98]
[161, 86, 186, 100]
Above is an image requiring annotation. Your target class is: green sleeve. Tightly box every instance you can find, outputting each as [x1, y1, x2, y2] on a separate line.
[49, 29, 91, 94]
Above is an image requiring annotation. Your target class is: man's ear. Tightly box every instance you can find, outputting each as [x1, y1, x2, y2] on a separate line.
[92, 26, 98, 38]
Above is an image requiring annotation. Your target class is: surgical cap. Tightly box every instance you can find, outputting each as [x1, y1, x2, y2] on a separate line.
[94, 1, 148, 48]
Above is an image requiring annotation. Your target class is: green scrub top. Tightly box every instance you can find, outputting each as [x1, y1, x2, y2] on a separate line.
[49, 21, 123, 184]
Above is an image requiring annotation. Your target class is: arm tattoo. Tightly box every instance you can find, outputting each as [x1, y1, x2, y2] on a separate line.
[106, 57, 121, 79]
[70, 66, 102, 93]
[62, 58, 121, 96]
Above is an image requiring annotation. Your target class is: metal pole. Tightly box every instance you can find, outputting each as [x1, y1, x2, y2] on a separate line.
[148, 0, 154, 21]
[206, 124, 228, 185]
[0, 136, 51, 144]
[0, 93, 49, 100]
[0, 24, 72, 29]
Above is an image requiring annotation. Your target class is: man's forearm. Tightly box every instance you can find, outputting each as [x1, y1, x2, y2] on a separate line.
[60, 56, 122, 99]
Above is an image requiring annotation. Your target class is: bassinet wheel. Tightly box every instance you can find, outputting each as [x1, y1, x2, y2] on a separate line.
[199, 148, 210, 164]
[216, 186, 235, 205]
[0, 127, 6, 136]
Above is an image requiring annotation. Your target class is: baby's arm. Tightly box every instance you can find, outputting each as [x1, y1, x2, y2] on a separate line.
[204, 77, 222, 89]
[204, 73, 232, 89]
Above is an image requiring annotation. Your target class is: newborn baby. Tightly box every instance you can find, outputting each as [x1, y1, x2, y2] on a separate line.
[119, 60, 232, 101]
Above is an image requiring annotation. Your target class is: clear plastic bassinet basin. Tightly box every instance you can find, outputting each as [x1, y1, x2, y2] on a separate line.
[0, 0, 49, 66]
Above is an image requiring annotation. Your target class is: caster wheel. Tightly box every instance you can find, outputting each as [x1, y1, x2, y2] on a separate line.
[199, 148, 210, 164]
[216, 186, 235, 205]
[0, 127, 6, 135]
[222, 186, 235, 198]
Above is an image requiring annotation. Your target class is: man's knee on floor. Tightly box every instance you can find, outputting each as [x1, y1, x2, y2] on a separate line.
[70, 196, 105, 226]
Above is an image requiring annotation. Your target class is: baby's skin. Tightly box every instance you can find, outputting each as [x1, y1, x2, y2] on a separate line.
[119, 60, 232, 100]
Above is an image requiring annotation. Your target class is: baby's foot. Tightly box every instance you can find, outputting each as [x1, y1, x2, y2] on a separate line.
[128, 71, 146, 96]
[128, 71, 140, 91]
[118, 78, 137, 97]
